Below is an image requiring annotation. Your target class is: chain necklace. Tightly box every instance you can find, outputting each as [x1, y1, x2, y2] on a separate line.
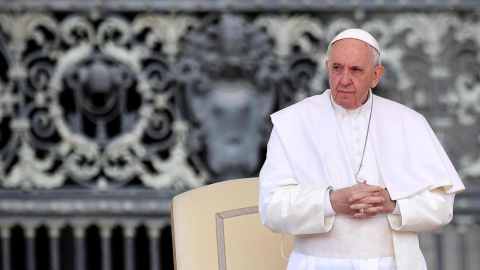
[354, 94, 373, 182]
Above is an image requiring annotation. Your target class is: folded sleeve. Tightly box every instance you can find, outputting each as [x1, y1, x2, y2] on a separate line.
[324, 188, 336, 217]
[259, 127, 335, 235]
[387, 188, 454, 232]
[391, 202, 400, 215]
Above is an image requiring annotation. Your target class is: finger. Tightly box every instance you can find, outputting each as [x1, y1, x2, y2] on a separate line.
[350, 203, 374, 210]
[364, 206, 383, 214]
[355, 180, 367, 187]
[353, 212, 378, 218]
[356, 180, 368, 186]
[378, 189, 393, 200]
[354, 196, 385, 204]
[358, 184, 382, 192]
[353, 186, 382, 197]
[349, 190, 381, 202]
[353, 212, 367, 218]
[349, 192, 370, 202]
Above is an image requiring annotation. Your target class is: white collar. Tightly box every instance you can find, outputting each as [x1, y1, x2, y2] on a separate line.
[328, 89, 373, 121]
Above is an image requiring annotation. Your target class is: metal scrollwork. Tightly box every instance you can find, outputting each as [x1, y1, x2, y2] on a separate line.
[0, 11, 479, 190]
[0, 13, 208, 191]
[0, 4, 479, 270]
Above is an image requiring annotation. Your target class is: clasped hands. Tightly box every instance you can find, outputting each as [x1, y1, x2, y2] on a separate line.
[329, 181, 396, 218]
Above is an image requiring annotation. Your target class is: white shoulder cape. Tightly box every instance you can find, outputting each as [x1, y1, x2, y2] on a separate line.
[271, 90, 464, 200]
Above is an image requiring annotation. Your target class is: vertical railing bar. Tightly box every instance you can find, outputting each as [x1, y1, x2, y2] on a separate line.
[25, 225, 37, 270]
[100, 225, 112, 270]
[123, 225, 136, 270]
[435, 231, 443, 270]
[74, 226, 86, 270]
[148, 226, 160, 270]
[456, 217, 475, 270]
[1, 226, 11, 270]
[124, 237, 134, 270]
[457, 222, 469, 270]
[48, 225, 60, 270]
[459, 233, 467, 270]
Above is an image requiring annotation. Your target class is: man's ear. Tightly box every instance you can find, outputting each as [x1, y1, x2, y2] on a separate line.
[371, 65, 385, 88]
[325, 60, 329, 70]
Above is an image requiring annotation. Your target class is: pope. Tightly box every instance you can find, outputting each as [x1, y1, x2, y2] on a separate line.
[259, 29, 465, 270]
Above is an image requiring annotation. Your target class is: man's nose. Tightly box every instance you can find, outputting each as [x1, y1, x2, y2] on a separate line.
[340, 70, 351, 85]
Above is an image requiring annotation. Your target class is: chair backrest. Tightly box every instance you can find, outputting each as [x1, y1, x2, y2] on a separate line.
[171, 177, 293, 270]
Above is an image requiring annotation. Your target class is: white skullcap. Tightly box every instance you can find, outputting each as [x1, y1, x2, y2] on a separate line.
[328, 29, 380, 54]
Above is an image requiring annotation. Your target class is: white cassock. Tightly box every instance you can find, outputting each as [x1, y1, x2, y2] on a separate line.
[259, 89, 465, 270]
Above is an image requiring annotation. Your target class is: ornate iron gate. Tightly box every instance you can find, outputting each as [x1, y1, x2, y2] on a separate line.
[0, 1, 480, 269]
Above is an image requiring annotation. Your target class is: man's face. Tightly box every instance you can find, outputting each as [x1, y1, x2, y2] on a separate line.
[325, 39, 385, 110]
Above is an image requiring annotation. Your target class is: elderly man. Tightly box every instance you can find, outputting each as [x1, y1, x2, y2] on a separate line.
[259, 29, 465, 270]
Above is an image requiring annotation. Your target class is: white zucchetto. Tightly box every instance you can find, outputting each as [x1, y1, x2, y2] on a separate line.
[328, 29, 381, 55]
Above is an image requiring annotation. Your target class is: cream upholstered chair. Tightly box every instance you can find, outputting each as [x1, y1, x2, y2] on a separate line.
[171, 177, 293, 270]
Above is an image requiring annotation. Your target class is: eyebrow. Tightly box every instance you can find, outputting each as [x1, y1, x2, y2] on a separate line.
[331, 63, 363, 69]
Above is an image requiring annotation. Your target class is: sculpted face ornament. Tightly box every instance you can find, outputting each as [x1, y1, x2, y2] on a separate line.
[64, 56, 135, 144]
[80, 60, 121, 116]
[190, 80, 270, 181]
[74, 59, 131, 121]
[177, 14, 284, 182]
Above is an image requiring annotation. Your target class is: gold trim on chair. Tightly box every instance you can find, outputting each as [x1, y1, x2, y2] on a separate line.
[215, 206, 259, 270]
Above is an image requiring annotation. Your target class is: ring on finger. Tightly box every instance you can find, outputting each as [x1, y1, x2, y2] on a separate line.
[359, 209, 364, 213]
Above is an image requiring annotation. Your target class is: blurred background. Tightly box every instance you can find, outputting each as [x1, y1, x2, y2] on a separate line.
[0, 0, 479, 269]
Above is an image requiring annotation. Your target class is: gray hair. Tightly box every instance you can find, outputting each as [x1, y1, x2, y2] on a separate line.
[327, 42, 381, 68]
